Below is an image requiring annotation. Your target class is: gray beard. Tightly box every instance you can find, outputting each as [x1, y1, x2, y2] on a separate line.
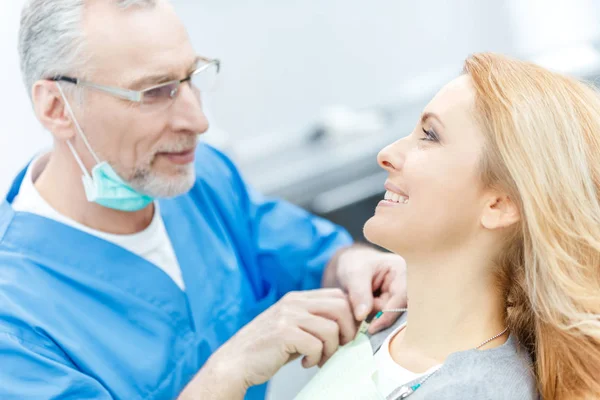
[128, 163, 196, 198]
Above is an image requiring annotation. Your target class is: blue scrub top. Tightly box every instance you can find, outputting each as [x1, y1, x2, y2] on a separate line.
[0, 144, 352, 400]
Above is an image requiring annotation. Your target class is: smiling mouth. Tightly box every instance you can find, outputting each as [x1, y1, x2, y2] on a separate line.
[383, 190, 409, 204]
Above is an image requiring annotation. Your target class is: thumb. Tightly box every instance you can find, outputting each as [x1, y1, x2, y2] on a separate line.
[345, 276, 374, 321]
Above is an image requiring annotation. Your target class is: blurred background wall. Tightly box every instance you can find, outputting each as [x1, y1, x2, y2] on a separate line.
[2, 1, 600, 398]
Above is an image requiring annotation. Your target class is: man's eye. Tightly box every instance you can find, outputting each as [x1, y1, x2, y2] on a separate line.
[144, 84, 179, 103]
[145, 85, 170, 98]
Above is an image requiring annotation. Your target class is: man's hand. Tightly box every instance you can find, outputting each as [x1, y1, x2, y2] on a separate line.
[179, 288, 357, 399]
[324, 245, 407, 334]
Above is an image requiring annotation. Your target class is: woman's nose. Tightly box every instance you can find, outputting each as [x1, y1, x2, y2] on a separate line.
[377, 139, 405, 173]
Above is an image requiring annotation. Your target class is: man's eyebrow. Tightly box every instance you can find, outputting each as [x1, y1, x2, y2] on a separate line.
[420, 111, 445, 128]
[127, 56, 201, 89]
[128, 74, 174, 90]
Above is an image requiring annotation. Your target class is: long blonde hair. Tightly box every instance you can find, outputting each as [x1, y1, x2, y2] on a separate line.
[464, 53, 600, 399]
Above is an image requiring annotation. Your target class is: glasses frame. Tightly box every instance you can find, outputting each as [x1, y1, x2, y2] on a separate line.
[51, 56, 220, 105]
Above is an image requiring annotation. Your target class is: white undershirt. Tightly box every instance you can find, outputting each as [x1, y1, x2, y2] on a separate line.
[373, 323, 442, 397]
[11, 154, 185, 290]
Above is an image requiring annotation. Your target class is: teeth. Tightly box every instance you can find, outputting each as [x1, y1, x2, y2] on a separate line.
[384, 190, 409, 204]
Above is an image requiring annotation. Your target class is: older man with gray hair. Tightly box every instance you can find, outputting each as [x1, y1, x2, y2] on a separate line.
[0, 1, 407, 399]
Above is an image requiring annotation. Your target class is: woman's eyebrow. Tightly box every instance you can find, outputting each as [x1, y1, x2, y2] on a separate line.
[421, 111, 445, 128]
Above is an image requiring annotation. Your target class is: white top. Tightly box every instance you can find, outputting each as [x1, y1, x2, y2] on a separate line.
[11, 154, 185, 290]
[373, 322, 443, 397]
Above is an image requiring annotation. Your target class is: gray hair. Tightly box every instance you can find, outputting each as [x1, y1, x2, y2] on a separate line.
[18, 0, 157, 99]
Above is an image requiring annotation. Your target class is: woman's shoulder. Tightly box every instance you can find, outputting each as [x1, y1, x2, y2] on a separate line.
[417, 334, 539, 399]
[368, 319, 540, 399]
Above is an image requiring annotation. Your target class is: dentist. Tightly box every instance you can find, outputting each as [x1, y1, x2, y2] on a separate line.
[0, 1, 407, 399]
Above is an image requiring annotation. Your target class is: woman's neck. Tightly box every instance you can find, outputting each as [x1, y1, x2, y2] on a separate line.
[389, 247, 507, 371]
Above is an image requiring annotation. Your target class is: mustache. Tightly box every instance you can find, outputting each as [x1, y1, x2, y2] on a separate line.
[154, 136, 199, 154]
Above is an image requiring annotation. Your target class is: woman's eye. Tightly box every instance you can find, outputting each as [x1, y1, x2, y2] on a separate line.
[420, 128, 439, 142]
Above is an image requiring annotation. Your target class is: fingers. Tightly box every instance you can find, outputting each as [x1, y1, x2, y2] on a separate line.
[372, 268, 389, 293]
[295, 314, 340, 367]
[344, 272, 375, 321]
[285, 328, 324, 369]
[368, 293, 406, 334]
[283, 290, 357, 345]
[285, 288, 347, 300]
[303, 297, 357, 345]
[372, 293, 390, 311]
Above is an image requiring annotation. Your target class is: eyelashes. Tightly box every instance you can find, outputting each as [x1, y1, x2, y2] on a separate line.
[420, 127, 439, 142]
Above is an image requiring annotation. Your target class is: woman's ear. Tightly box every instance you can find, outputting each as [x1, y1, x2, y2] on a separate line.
[32, 81, 75, 141]
[481, 192, 520, 230]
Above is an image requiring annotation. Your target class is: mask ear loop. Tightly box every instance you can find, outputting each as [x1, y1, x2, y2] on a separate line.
[55, 82, 101, 180]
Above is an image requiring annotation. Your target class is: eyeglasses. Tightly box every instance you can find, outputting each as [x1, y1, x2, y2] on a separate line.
[51, 56, 220, 111]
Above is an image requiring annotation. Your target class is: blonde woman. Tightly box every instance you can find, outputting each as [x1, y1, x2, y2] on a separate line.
[331, 52, 600, 400]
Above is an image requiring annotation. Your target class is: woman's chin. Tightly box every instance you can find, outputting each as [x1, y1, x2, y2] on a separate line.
[363, 216, 401, 253]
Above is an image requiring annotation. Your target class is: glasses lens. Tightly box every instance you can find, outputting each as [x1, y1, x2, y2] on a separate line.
[191, 62, 219, 96]
[141, 82, 179, 110]
[139, 60, 219, 111]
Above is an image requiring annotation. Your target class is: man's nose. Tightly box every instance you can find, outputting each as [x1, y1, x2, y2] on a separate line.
[170, 83, 209, 134]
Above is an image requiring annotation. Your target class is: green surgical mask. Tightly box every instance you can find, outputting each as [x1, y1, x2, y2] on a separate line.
[57, 83, 154, 212]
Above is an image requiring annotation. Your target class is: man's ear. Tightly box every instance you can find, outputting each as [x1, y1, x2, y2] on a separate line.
[481, 192, 520, 230]
[32, 81, 75, 141]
